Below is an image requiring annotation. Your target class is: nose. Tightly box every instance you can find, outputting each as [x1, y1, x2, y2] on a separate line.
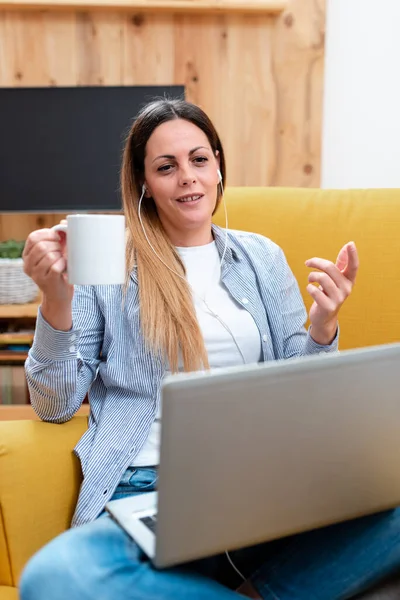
[179, 166, 196, 187]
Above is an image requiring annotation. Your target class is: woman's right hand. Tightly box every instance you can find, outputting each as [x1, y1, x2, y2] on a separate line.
[23, 222, 74, 306]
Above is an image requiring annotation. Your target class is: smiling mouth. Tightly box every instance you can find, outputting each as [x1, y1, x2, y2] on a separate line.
[176, 194, 203, 203]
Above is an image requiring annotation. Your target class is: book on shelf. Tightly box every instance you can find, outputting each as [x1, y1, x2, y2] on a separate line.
[0, 365, 28, 404]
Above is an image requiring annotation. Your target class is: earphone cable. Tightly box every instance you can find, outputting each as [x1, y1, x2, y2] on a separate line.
[138, 180, 247, 582]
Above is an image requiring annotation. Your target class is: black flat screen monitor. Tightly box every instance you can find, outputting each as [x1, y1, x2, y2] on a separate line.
[0, 85, 185, 213]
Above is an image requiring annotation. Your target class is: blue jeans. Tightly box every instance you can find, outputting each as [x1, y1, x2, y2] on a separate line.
[19, 467, 400, 599]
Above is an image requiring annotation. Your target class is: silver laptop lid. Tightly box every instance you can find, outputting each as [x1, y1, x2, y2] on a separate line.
[154, 343, 400, 567]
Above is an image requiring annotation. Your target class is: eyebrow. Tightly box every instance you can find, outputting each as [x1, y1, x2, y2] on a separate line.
[152, 146, 209, 164]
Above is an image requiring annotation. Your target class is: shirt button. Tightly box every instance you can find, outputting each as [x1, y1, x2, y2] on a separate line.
[262, 335, 268, 342]
[70, 333, 77, 342]
[69, 345, 76, 353]
[241, 298, 249, 305]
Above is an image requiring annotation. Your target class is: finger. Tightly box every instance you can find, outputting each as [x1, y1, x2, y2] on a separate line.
[47, 255, 68, 277]
[62, 272, 70, 285]
[305, 258, 344, 288]
[29, 250, 64, 280]
[335, 244, 349, 272]
[308, 272, 341, 299]
[25, 241, 63, 271]
[23, 232, 44, 258]
[342, 242, 359, 285]
[41, 252, 66, 278]
[24, 250, 63, 282]
[335, 242, 358, 273]
[54, 230, 67, 255]
[306, 283, 336, 313]
[23, 229, 62, 258]
[308, 271, 352, 301]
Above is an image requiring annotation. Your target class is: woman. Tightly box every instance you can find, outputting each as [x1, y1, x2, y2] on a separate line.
[19, 99, 400, 600]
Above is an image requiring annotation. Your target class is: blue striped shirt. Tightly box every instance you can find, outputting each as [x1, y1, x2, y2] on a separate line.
[25, 226, 338, 527]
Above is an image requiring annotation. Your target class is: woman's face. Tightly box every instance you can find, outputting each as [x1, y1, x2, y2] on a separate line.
[143, 118, 220, 246]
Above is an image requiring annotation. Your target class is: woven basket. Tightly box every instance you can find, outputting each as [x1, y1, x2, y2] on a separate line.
[0, 258, 38, 304]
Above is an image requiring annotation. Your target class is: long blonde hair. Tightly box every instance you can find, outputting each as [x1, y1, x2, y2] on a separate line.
[121, 99, 226, 373]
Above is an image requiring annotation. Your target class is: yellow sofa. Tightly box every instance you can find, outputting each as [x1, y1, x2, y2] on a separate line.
[1, 187, 400, 599]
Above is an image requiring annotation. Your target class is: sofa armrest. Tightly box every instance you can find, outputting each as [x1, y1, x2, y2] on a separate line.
[0, 416, 87, 587]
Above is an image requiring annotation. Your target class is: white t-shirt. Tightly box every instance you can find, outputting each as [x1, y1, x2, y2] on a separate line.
[132, 241, 262, 466]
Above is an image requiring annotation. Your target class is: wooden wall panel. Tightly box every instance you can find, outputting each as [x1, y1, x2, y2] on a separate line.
[0, 0, 326, 241]
[271, 0, 325, 187]
[124, 13, 175, 84]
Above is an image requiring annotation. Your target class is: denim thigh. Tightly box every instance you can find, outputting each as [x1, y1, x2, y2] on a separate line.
[230, 507, 400, 600]
[110, 466, 158, 501]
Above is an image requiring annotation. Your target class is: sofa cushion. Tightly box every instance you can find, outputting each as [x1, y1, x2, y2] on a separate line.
[0, 586, 18, 600]
[216, 187, 400, 350]
[0, 418, 87, 585]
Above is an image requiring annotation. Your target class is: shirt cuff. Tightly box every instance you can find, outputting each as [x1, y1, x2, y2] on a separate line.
[30, 307, 81, 362]
[304, 325, 339, 355]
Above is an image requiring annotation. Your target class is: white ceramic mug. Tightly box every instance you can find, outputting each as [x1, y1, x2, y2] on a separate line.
[52, 214, 126, 285]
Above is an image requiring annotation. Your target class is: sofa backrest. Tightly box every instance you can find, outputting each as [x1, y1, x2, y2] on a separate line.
[215, 187, 400, 350]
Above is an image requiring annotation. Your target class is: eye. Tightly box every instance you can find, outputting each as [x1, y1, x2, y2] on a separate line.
[157, 164, 174, 172]
[193, 156, 208, 164]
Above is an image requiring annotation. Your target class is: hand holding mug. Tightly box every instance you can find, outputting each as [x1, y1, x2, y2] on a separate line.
[23, 220, 73, 305]
[23, 214, 126, 330]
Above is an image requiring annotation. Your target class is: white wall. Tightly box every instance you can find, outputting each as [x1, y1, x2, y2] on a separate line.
[321, 0, 400, 188]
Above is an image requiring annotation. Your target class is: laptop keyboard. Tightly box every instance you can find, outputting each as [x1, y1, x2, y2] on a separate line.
[140, 514, 157, 533]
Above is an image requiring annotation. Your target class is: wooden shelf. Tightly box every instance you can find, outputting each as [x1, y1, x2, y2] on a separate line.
[0, 333, 34, 344]
[0, 351, 28, 362]
[0, 0, 287, 13]
[0, 298, 40, 319]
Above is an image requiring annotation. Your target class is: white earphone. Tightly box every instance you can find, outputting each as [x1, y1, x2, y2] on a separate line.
[217, 169, 222, 183]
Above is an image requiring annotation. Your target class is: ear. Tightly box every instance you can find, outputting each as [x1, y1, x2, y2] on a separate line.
[142, 182, 151, 198]
[214, 150, 222, 184]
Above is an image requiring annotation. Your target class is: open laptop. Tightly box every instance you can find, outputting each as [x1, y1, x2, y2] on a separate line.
[106, 342, 400, 568]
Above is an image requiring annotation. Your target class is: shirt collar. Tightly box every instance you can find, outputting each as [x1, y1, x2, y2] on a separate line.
[211, 224, 242, 264]
[130, 224, 241, 281]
